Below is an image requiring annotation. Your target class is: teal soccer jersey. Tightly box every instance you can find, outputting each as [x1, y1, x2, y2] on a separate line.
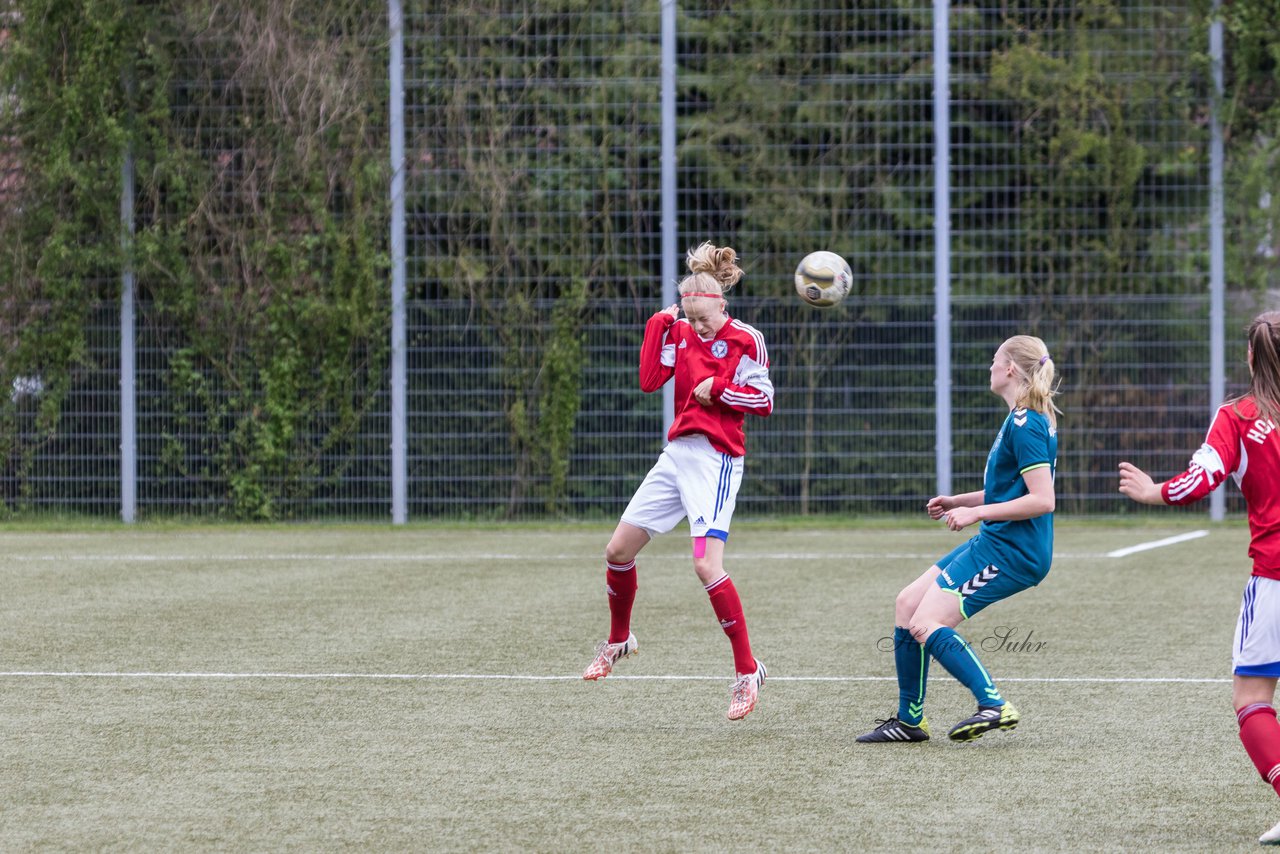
[977, 407, 1057, 578]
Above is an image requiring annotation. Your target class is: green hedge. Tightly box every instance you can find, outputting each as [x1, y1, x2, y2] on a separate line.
[0, 1, 1275, 518]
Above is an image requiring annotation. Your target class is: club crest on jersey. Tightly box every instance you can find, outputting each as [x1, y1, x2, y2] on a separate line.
[711, 340, 728, 358]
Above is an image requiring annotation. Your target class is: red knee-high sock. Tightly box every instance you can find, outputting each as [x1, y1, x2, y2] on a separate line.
[605, 560, 637, 644]
[705, 575, 755, 675]
[1238, 704, 1280, 796]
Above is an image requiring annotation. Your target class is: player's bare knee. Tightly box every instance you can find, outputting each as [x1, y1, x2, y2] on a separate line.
[1233, 677, 1280, 711]
[604, 541, 635, 565]
[894, 587, 920, 625]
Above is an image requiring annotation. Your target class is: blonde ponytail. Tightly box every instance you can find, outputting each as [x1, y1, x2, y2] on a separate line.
[678, 241, 743, 299]
[1003, 335, 1062, 428]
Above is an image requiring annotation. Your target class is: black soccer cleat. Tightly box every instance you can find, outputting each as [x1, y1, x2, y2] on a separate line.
[855, 715, 931, 743]
[947, 702, 1019, 742]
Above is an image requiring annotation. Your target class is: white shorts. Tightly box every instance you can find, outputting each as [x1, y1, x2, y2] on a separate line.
[1233, 576, 1280, 677]
[620, 434, 744, 541]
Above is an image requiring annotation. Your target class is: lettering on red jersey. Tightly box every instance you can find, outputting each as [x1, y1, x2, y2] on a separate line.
[1162, 400, 1280, 577]
[1248, 419, 1277, 445]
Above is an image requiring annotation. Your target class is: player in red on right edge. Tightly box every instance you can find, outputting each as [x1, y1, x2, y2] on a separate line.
[1119, 310, 1280, 846]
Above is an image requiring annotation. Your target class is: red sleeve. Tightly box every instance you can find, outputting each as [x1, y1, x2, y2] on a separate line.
[638, 312, 676, 393]
[1162, 406, 1242, 505]
[708, 334, 774, 418]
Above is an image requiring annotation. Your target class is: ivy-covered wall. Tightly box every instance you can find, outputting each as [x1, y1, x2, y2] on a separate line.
[0, 1, 1276, 519]
[1, 2, 389, 518]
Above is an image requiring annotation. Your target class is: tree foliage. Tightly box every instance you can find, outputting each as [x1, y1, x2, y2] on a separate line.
[1, 1, 388, 518]
[0, 1, 1277, 518]
[1218, 0, 1280, 291]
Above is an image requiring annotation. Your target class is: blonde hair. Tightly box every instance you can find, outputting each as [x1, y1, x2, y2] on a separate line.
[1232, 310, 1280, 425]
[677, 241, 743, 301]
[1002, 334, 1061, 429]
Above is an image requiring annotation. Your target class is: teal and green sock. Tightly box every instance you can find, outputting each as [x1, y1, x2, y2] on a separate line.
[924, 626, 1005, 709]
[893, 626, 929, 726]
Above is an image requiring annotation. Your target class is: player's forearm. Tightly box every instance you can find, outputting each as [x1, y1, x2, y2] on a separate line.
[710, 383, 773, 416]
[1130, 481, 1169, 505]
[637, 314, 675, 392]
[638, 364, 671, 393]
[975, 491, 1055, 522]
[709, 376, 774, 417]
[951, 491, 985, 508]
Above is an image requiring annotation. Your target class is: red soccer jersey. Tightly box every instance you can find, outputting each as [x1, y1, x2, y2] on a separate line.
[1162, 397, 1280, 578]
[637, 311, 773, 457]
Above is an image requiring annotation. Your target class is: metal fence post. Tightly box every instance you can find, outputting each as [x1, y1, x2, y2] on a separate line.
[121, 147, 136, 524]
[390, 0, 407, 524]
[660, 0, 677, 436]
[1208, 0, 1226, 522]
[933, 0, 952, 497]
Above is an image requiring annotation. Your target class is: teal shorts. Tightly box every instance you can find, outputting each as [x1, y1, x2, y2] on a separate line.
[935, 538, 1040, 620]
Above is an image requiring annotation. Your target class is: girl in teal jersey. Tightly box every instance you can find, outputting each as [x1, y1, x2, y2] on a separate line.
[857, 335, 1060, 744]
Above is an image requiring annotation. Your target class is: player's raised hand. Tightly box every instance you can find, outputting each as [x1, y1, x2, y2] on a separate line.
[1118, 462, 1163, 505]
[925, 495, 952, 520]
[661, 303, 680, 318]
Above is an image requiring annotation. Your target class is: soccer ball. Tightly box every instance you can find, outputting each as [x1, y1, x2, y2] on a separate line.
[794, 251, 853, 308]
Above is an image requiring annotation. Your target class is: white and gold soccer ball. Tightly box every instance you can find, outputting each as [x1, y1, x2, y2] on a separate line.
[794, 251, 853, 308]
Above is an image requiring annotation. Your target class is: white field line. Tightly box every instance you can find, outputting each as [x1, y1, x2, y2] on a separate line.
[1106, 529, 1209, 558]
[0, 551, 1122, 563]
[0, 553, 944, 562]
[0, 670, 1229, 684]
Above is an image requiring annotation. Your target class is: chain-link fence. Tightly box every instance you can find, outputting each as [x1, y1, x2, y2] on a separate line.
[1, 2, 1265, 520]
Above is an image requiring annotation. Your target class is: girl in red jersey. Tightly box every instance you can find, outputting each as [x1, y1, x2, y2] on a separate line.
[1119, 310, 1280, 845]
[582, 241, 774, 721]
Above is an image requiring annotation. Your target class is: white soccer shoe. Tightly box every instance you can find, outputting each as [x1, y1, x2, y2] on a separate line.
[1261, 818, 1280, 845]
[582, 632, 638, 681]
[727, 659, 766, 721]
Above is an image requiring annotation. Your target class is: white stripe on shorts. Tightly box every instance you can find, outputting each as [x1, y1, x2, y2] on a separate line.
[619, 435, 743, 539]
[1234, 575, 1280, 673]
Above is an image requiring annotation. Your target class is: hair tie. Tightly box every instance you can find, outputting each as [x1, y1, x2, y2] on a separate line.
[1039, 355, 1051, 366]
[681, 292, 723, 299]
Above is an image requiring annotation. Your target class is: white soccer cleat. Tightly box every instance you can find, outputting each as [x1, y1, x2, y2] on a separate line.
[582, 632, 638, 681]
[1261, 818, 1280, 845]
[727, 659, 766, 721]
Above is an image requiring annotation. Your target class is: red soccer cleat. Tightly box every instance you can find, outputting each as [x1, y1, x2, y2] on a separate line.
[727, 659, 766, 720]
[582, 633, 638, 681]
